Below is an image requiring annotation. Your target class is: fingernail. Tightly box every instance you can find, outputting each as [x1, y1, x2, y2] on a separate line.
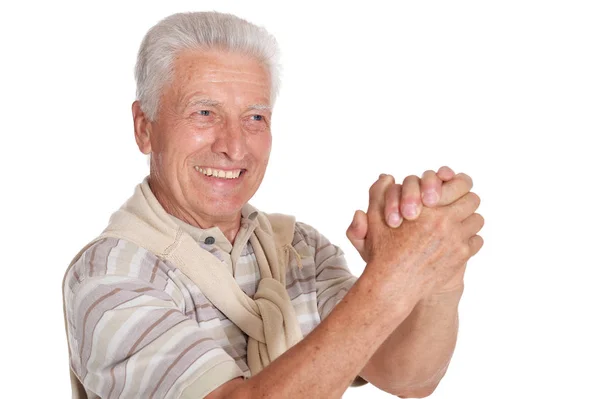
[402, 204, 417, 218]
[423, 190, 439, 206]
[387, 212, 402, 227]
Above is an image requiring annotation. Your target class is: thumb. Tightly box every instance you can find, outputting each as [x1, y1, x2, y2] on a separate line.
[346, 210, 369, 261]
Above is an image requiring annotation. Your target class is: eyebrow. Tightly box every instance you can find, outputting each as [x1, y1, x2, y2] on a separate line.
[186, 99, 271, 112]
[187, 98, 222, 108]
[247, 103, 272, 111]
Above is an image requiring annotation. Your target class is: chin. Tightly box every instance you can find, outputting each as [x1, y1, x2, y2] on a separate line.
[200, 195, 247, 217]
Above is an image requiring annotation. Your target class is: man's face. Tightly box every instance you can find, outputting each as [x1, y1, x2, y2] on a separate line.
[140, 49, 273, 222]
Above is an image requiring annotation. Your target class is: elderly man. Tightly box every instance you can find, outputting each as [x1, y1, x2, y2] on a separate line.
[62, 11, 483, 399]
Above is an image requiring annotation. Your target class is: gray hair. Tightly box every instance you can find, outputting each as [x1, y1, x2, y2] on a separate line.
[135, 12, 281, 121]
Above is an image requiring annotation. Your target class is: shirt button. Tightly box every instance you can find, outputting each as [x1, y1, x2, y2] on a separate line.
[204, 236, 216, 245]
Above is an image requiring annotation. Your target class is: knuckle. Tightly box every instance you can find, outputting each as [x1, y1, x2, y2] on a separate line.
[404, 174, 420, 185]
[470, 235, 483, 248]
[388, 183, 402, 197]
[402, 193, 420, 204]
[369, 181, 379, 195]
[385, 195, 398, 209]
[450, 238, 470, 260]
[477, 213, 485, 226]
[391, 189, 403, 205]
[458, 245, 471, 259]
[456, 173, 474, 187]
[422, 169, 436, 178]
[385, 199, 399, 212]
[469, 192, 481, 207]
[380, 174, 395, 183]
[346, 228, 356, 240]
[460, 243, 471, 259]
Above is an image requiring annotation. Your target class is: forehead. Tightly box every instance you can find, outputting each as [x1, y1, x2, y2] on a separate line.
[169, 48, 271, 104]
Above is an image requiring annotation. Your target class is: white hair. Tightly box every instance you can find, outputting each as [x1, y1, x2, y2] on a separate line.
[135, 12, 281, 121]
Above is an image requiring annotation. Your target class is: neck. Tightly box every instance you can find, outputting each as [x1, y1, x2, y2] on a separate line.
[148, 178, 242, 243]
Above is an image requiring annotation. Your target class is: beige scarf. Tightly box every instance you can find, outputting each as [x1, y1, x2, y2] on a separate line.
[63, 179, 304, 396]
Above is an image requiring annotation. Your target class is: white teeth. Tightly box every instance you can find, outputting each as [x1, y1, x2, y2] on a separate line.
[195, 166, 242, 179]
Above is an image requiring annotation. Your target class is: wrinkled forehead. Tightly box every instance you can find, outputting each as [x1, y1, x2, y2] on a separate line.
[167, 48, 272, 104]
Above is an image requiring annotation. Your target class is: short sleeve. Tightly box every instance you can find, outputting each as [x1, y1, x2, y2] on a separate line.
[294, 222, 358, 320]
[63, 238, 243, 399]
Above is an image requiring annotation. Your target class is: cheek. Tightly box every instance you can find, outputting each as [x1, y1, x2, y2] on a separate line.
[252, 132, 272, 163]
[189, 131, 212, 147]
[165, 124, 214, 156]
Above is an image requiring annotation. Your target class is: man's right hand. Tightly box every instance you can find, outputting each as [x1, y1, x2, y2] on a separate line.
[362, 174, 484, 304]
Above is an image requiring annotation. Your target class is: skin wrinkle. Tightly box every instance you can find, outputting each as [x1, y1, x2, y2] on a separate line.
[185, 99, 271, 119]
[57, 12, 482, 399]
[124, 42, 482, 399]
[134, 49, 272, 242]
[188, 99, 222, 108]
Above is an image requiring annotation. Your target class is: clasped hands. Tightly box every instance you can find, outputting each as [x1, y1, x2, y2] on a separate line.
[346, 166, 484, 299]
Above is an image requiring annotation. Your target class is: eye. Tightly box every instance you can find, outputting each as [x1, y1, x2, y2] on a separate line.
[198, 110, 211, 116]
[251, 115, 263, 121]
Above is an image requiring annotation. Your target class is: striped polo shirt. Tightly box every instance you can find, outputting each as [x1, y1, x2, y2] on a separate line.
[64, 210, 357, 398]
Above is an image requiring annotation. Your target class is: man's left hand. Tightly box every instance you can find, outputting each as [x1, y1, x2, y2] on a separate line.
[346, 166, 477, 293]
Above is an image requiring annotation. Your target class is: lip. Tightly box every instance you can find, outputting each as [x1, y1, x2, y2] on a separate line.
[199, 166, 246, 171]
[193, 166, 246, 186]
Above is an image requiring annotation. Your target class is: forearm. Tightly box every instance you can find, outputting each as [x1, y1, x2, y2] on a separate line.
[360, 285, 464, 396]
[229, 270, 417, 399]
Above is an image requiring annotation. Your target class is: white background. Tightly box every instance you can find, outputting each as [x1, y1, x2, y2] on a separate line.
[1, 1, 598, 398]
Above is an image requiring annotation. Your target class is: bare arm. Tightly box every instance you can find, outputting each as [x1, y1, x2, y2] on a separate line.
[360, 286, 464, 397]
[208, 175, 481, 399]
[345, 169, 481, 396]
[211, 271, 417, 399]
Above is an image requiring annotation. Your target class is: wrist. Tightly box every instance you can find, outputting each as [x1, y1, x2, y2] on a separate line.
[420, 285, 464, 308]
[358, 262, 421, 321]
[433, 283, 464, 297]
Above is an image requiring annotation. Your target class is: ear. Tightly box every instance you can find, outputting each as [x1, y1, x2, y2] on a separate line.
[132, 101, 153, 154]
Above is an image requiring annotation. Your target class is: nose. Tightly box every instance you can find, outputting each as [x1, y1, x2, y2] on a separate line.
[211, 119, 247, 161]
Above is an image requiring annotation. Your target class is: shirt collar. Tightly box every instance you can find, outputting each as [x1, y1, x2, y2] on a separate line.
[168, 203, 260, 255]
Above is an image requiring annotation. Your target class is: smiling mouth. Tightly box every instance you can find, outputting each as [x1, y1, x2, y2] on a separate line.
[194, 166, 245, 179]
